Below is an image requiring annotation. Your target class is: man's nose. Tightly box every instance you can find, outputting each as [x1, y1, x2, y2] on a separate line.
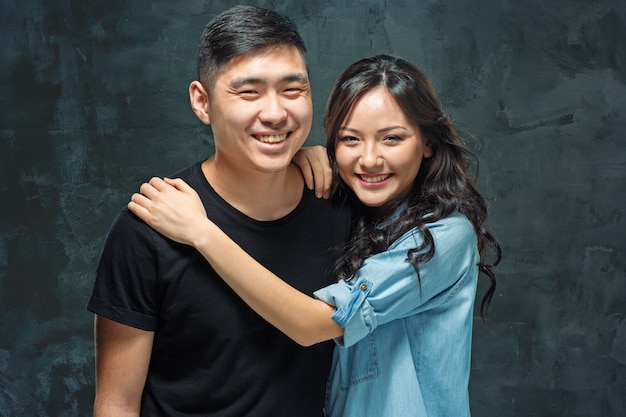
[259, 94, 288, 125]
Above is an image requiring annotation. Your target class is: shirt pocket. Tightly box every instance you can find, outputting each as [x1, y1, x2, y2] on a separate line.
[337, 333, 380, 390]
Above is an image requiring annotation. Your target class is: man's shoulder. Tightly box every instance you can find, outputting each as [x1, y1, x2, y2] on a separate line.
[104, 207, 156, 249]
[297, 189, 353, 233]
[105, 160, 204, 244]
[169, 161, 204, 187]
[303, 187, 351, 212]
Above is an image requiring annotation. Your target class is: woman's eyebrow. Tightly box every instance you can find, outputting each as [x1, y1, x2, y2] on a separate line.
[340, 126, 408, 134]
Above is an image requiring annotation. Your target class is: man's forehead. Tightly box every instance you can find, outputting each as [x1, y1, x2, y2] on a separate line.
[217, 45, 308, 83]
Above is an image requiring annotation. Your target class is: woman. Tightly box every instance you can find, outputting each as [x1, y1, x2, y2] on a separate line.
[129, 55, 501, 416]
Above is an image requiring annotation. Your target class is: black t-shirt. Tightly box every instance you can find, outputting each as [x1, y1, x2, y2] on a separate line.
[87, 162, 352, 417]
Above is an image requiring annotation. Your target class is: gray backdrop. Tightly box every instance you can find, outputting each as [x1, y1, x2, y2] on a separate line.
[1, 0, 624, 416]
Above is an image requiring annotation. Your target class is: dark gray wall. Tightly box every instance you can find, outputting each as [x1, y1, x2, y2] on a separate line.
[1, 0, 624, 415]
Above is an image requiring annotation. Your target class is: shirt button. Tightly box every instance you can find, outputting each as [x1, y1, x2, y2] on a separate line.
[359, 283, 368, 291]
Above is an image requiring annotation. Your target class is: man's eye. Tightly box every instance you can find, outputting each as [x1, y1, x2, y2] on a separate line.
[284, 87, 303, 96]
[238, 90, 259, 100]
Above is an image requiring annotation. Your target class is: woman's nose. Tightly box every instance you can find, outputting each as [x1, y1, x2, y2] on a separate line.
[359, 143, 382, 168]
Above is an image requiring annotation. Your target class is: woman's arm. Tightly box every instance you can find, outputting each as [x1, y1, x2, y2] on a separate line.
[128, 177, 343, 346]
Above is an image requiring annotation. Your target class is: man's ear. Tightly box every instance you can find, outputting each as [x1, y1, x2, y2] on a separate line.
[189, 80, 211, 125]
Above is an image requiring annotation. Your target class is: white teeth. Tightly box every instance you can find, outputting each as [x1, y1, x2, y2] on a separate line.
[257, 134, 287, 143]
[360, 174, 390, 183]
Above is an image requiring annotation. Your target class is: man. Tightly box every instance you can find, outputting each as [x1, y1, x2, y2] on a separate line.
[87, 5, 351, 416]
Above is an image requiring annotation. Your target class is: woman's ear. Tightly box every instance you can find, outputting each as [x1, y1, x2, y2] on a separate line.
[189, 80, 211, 125]
[423, 141, 434, 158]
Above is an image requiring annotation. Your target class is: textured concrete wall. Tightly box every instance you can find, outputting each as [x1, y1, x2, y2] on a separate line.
[0, 0, 624, 415]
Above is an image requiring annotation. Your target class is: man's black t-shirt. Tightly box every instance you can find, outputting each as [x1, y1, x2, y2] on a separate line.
[87, 162, 352, 417]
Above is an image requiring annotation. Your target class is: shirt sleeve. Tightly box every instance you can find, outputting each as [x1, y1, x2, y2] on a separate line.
[314, 213, 479, 347]
[86, 209, 160, 331]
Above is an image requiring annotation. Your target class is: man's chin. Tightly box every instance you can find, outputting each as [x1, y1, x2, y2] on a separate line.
[253, 159, 294, 174]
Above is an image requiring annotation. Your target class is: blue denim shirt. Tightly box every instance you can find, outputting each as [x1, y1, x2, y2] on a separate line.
[314, 213, 479, 417]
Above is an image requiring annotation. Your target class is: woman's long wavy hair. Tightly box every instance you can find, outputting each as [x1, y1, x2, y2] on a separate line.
[324, 55, 501, 321]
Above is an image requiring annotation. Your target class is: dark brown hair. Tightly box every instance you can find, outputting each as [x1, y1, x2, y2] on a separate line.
[324, 55, 501, 321]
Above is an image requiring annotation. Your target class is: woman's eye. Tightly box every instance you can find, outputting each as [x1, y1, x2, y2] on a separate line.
[384, 135, 403, 143]
[339, 136, 359, 143]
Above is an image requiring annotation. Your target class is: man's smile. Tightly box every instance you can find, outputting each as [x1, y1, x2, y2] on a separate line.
[254, 133, 289, 143]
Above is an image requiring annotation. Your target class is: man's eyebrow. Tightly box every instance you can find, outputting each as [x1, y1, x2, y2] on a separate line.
[229, 77, 263, 89]
[283, 73, 309, 83]
[228, 73, 308, 89]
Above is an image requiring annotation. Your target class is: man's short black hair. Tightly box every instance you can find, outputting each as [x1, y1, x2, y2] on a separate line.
[197, 5, 307, 90]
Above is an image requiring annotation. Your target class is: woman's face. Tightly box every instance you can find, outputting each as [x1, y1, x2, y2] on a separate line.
[334, 87, 432, 210]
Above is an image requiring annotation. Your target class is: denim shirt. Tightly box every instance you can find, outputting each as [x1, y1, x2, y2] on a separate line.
[314, 213, 479, 417]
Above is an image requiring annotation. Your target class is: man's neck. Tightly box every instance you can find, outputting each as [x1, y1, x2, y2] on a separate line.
[202, 157, 304, 221]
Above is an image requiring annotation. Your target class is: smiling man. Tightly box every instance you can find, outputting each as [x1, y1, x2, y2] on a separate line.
[87, 6, 351, 417]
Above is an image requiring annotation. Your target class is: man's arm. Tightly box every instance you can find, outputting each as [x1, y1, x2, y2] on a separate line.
[93, 316, 154, 417]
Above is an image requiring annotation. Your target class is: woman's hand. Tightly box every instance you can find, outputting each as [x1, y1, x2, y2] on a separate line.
[128, 177, 208, 247]
[292, 145, 332, 199]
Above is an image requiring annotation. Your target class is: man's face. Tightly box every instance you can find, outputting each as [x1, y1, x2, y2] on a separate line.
[207, 45, 312, 174]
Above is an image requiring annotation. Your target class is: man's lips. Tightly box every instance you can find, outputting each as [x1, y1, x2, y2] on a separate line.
[254, 133, 288, 143]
